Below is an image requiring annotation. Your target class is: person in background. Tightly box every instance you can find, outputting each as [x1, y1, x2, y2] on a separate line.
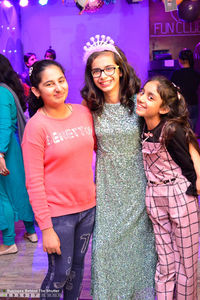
[136, 75, 199, 299]
[171, 48, 200, 133]
[21, 52, 37, 87]
[0, 54, 37, 256]
[44, 46, 56, 61]
[81, 35, 157, 300]
[22, 59, 96, 300]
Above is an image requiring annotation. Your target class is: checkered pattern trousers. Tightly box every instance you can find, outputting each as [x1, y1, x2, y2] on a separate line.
[142, 140, 199, 300]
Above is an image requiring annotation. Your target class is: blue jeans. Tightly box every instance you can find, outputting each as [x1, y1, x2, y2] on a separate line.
[40, 206, 95, 300]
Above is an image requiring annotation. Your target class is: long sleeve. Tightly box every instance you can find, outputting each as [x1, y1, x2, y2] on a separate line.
[22, 120, 53, 230]
[0, 87, 15, 153]
[22, 105, 96, 230]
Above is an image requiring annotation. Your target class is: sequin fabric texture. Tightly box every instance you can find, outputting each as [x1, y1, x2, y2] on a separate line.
[91, 102, 157, 300]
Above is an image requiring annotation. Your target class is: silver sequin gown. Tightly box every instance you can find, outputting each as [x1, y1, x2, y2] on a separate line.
[91, 102, 157, 300]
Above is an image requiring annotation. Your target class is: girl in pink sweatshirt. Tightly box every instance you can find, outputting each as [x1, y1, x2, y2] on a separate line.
[22, 59, 96, 300]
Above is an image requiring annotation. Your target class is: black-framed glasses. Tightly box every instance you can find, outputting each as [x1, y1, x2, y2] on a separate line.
[91, 65, 120, 78]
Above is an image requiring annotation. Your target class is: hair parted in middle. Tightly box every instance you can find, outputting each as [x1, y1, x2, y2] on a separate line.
[28, 59, 65, 116]
[81, 46, 141, 115]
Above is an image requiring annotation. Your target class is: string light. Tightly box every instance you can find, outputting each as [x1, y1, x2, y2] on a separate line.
[39, 0, 48, 5]
[0, 2, 17, 55]
[19, 0, 29, 7]
[0, 0, 51, 56]
[3, 0, 13, 7]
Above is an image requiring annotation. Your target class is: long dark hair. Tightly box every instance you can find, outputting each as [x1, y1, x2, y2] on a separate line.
[81, 47, 141, 115]
[28, 59, 65, 116]
[148, 75, 200, 153]
[0, 54, 26, 111]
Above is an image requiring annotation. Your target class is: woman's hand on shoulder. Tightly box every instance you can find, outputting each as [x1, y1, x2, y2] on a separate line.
[42, 227, 61, 255]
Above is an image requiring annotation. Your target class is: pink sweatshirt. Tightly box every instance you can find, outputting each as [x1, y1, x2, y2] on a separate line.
[22, 104, 96, 230]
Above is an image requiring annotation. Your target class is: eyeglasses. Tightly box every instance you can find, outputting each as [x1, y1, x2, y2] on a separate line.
[91, 65, 120, 78]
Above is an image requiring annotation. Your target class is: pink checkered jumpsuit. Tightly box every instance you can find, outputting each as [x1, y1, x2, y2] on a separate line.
[142, 136, 199, 300]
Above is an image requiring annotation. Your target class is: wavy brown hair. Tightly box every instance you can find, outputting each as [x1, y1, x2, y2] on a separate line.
[81, 47, 141, 115]
[148, 75, 200, 153]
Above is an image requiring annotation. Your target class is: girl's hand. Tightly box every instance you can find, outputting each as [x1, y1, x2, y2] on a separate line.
[42, 228, 61, 255]
[0, 156, 10, 176]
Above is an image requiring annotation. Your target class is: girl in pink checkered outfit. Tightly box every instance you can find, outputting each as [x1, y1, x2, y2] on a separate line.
[136, 75, 200, 300]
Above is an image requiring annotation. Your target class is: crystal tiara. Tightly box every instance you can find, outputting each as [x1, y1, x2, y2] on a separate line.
[83, 34, 121, 63]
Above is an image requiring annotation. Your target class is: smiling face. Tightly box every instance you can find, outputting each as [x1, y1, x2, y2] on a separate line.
[91, 52, 121, 100]
[136, 80, 169, 129]
[31, 65, 68, 109]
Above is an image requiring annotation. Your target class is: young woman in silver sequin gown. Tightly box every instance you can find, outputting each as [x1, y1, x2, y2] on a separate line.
[81, 39, 157, 300]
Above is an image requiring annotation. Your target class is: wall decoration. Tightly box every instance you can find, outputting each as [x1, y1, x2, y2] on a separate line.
[74, 0, 104, 14]
[149, 0, 200, 61]
[178, 0, 200, 22]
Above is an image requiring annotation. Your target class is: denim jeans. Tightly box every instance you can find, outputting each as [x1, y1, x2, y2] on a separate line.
[40, 206, 95, 300]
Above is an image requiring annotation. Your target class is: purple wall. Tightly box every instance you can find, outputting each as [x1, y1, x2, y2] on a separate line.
[20, 0, 149, 103]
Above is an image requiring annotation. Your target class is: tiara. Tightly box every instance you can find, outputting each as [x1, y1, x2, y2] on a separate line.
[83, 34, 121, 63]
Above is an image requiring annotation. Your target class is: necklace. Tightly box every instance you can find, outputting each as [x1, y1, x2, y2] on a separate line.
[42, 103, 72, 117]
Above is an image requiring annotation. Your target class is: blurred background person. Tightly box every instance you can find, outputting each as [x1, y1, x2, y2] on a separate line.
[21, 52, 37, 87]
[171, 48, 200, 133]
[44, 46, 56, 61]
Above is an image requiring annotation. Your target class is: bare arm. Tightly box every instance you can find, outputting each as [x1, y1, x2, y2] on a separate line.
[189, 143, 200, 195]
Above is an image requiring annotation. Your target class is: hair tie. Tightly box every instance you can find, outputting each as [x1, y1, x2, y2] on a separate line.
[172, 82, 181, 100]
[177, 92, 181, 100]
[29, 66, 33, 77]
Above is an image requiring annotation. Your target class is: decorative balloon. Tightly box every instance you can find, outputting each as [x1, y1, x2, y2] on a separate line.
[178, 0, 200, 22]
[74, 0, 104, 14]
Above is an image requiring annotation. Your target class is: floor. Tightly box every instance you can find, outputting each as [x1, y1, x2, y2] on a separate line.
[0, 221, 92, 300]
[0, 210, 200, 300]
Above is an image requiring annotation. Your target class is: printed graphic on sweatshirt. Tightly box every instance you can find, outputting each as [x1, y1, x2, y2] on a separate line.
[45, 126, 93, 146]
